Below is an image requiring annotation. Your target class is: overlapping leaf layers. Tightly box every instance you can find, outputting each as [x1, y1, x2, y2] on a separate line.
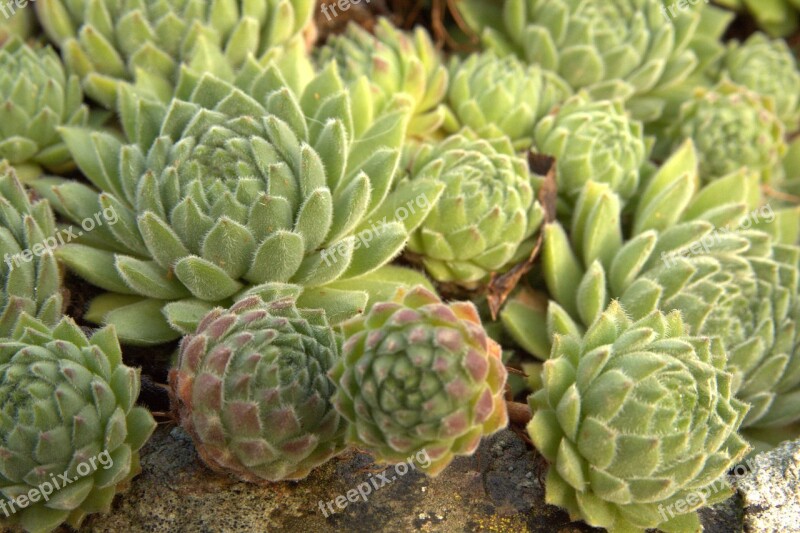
[532, 94, 649, 208]
[316, 18, 449, 139]
[170, 295, 346, 482]
[454, 0, 727, 122]
[330, 286, 508, 475]
[35, 0, 316, 108]
[403, 132, 544, 288]
[503, 143, 800, 435]
[0, 162, 63, 338]
[0, 38, 88, 178]
[720, 33, 800, 133]
[664, 80, 786, 184]
[442, 51, 572, 150]
[33, 61, 442, 346]
[779, 138, 800, 212]
[0, 315, 155, 533]
[528, 301, 749, 533]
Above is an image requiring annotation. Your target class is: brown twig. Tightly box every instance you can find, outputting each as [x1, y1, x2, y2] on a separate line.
[486, 154, 558, 319]
[402, 0, 425, 28]
[505, 366, 528, 377]
[762, 184, 800, 204]
[447, 0, 480, 44]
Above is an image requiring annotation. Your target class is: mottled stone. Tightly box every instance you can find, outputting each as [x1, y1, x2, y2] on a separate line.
[66, 426, 745, 533]
[738, 439, 800, 533]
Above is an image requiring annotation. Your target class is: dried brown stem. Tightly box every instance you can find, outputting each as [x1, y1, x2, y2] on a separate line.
[762, 184, 800, 204]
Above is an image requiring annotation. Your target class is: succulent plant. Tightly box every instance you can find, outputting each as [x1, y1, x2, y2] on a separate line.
[34, 0, 316, 108]
[32, 61, 443, 345]
[403, 132, 544, 288]
[316, 18, 449, 139]
[455, 0, 717, 121]
[528, 301, 750, 533]
[442, 51, 572, 149]
[721, 33, 800, 132]
[170, 295, 346, 482]
[779, 137, 800, 202]
[0, 314, 156, 533]
[533, 94, 648, 205]
[714, 0, 800, 36]
[665, 80, 786, 184]
[0, 38, 88, 178]
[501, 141, 754, 358]
[503, 142, 800, 432]
[0, 3, 36, 45]
[330, 286, 508, 475]
[1, 162, 63, 338]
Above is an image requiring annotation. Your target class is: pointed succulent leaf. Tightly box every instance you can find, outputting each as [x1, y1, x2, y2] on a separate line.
[722, 33, 800, 131]
[316, 18, 449, 139]
[170, 295, 347, 482]
[330, 286, 508, 476]
[664, 80, 786, 184]
[0, 163, 64, 337]
[45, 64, 412, 344]
[35, 0, 316, 109]
[528, 301, 749, 532]
[0, 315, 155, 532]
[405, 132, 543, 288]
[0, 39, 89, 173]
[533, 94, 648, 204]
[444, 51, 572, 148]
[473, 0, 707, 121]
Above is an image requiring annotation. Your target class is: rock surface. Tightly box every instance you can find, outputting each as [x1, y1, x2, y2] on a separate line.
[72, 426, 745, 533]
[738, 439, 800, 533]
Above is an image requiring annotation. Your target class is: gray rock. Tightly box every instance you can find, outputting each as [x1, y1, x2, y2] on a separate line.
[72, 426, 744, 533]
[79, 426, 585, 532]
[737, 439, 800, 533]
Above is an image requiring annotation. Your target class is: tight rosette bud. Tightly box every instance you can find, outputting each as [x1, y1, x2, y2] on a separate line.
[33, 61, 443, 346]
[316, 18, 449, 139]
[533, 95, 648, 204]
[721, 33, 800, 132]
[442, 51, 572, 149]
[35, 0, 316, 108]
[0, 315, 156, 533]
[404, 133, 544, 288]
[170, 296, 346, 482]
[528, 301, 749, 532]
[330, 286, 508, 476]
[666, 80, 786, 183]
[0, 162, 63, 338]
[0, 38, 89, 177]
